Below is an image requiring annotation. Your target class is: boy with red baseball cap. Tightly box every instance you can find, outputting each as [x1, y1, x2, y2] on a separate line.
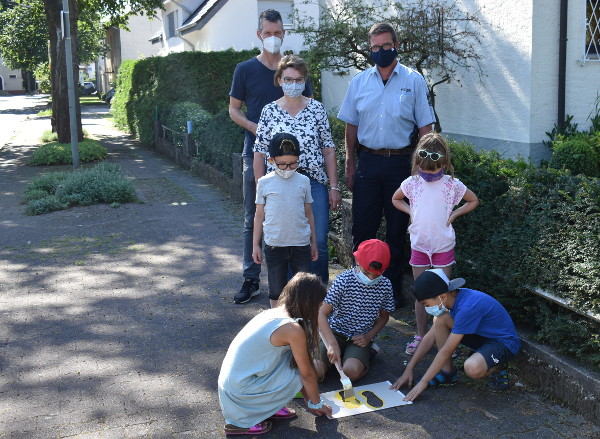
[316, 239, 395, 381]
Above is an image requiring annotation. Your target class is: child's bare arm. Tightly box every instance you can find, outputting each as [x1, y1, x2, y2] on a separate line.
[318, 302, 341, 367]
[352, 310, 390, 347]
[392, 187, 411, 215]
[252, 204, 265, 264]
[447, 189, 479, 226]
[305, 203, 318, 261]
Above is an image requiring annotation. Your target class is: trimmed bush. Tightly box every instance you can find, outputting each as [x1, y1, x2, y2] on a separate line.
[22, 163, 137, 215]
[549, 135, 600, 178]
[111, 49, 259, 145]
[29, 139, 108, 166]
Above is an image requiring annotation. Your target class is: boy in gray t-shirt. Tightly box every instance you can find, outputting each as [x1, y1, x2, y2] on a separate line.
[253, 133, 317, 307]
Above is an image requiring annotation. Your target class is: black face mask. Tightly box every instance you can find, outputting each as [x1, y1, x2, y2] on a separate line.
[370, 47, 397, 68]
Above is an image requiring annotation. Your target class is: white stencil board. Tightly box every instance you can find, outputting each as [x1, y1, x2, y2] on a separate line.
[320, 380, 412, 419]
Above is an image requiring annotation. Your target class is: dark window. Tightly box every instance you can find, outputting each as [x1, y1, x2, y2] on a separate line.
[167, 11, 177, 39]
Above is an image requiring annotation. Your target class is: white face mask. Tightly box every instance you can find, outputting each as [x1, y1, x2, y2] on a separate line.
[262, 36, 282, 54]
[274, 168, 296, 179]
[281, 82, 305, 98]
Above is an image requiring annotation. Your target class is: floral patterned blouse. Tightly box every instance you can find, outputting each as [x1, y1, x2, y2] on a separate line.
[254, 99, 335, 185]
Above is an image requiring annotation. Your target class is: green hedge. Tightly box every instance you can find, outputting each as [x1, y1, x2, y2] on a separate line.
[548, 132, 600, 178]
[449, 142, 600, 368]
[111, 49, 259, 145]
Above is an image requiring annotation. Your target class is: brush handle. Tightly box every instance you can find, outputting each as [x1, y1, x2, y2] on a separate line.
[335, 363, 350, 382]
[319, 331, 343, 370]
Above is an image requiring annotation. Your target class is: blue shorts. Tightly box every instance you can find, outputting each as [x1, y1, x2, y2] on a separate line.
[460, 334, 516, 370]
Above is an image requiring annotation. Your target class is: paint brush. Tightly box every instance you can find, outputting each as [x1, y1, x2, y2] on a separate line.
[335, 363, 356, 402]
[319, 331, 356, 402]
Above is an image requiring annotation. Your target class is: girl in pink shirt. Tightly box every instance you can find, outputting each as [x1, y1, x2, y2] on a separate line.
[392, 133, 479, 355]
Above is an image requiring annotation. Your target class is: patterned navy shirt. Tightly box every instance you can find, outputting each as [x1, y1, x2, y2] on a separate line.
[325, 268, 395, 338]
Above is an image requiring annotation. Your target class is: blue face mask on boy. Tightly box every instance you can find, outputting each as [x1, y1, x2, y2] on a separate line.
[425, 297, 447, 316]
[355, 266, 381, 286]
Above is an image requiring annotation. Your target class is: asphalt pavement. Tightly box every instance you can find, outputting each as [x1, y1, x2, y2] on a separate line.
[0, 96, 598, 438]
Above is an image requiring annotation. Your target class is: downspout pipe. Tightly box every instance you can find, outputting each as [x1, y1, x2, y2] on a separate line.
[558, 0, 568, 128]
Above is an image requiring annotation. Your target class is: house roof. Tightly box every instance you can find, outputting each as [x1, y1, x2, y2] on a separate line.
[178, 0, 229, 34]
[149, 30, 163, 43]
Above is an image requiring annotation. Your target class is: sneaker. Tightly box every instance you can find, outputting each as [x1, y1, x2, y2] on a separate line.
[487, 369, 509, 392]
[405, 335, 423, 355]
[234, 279, 260, 304]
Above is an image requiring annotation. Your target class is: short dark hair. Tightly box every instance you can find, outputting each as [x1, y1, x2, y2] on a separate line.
[258, 9, 283, 31]
[274, 54, 309, 86]
[368, 22, 398, 44]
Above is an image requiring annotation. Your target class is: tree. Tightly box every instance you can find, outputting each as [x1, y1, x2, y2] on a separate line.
[0, 0, 47, 72]
[0, 0, 107, 94]
[41, 0, 162, 142]
[293, 0, 484, 131]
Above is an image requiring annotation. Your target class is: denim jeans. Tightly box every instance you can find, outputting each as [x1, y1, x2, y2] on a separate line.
[242, 156, 261, 281]
[309, 178, 330, 285]
[352, 151, 411, 300]
[264, 245, 311, 300]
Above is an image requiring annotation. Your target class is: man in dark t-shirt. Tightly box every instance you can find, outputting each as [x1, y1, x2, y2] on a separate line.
[229, 9, 312, 304]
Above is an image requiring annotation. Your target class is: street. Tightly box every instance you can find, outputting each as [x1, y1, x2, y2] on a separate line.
[0, 94, 48, 150]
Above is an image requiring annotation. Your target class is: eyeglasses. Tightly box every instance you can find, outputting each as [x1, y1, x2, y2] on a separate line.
[282, 76, 306, 84]
[274, 161, 299, 170]
[369, 42, 394, 52]
[418, 150, 445, 161]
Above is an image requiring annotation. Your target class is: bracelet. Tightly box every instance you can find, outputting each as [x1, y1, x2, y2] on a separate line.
[330, 187, 340, 191]
[307, 397, 325, 410]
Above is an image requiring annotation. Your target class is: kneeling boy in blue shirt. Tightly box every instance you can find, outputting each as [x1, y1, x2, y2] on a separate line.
[391, 269, 521, 400]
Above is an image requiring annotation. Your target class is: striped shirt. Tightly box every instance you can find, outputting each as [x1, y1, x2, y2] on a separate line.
[325, 268, 395, 338]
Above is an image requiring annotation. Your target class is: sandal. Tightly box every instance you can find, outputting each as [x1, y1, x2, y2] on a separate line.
[487, 369, 509, 392]
[224, 420, 272, 435]
[405, 335, 423, 355]
[428, 369, 457, 387]
[270, 406, 296, 419]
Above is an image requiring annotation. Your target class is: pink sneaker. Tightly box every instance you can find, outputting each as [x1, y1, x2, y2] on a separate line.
[405, 335, 423, 355]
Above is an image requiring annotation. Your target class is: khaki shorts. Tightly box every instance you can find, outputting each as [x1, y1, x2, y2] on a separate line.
[319, 330, 371, 370]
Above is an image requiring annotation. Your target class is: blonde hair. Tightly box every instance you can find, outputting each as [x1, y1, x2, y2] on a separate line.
[274, 54, 309, 86]
[411, 132, 454, 177]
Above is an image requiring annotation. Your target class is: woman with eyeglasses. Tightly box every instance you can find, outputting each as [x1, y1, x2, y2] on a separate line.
[253, 54, 341, 286]
[391, 133, 479, 359]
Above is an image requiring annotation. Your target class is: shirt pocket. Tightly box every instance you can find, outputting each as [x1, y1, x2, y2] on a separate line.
[393, 92, 415, 120]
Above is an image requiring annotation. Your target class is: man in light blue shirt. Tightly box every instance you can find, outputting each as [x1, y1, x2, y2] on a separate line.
[338, 22, 436, 308]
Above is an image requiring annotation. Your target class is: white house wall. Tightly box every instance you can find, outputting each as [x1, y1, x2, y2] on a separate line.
[182, 0, 316, 53]
[0, 60, 23, 92]
[563, 0, 600, 132]
[432, 0, 540, 160]
[162, 0, 199, 53]
[120, 14, 163, 60]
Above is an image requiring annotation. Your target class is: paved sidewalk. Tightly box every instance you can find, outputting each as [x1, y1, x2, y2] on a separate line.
[0, 101, 598, 438]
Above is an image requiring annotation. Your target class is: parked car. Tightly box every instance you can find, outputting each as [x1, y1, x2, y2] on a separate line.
[103, 88, 115, 104]
[80, 81, 97, 95]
